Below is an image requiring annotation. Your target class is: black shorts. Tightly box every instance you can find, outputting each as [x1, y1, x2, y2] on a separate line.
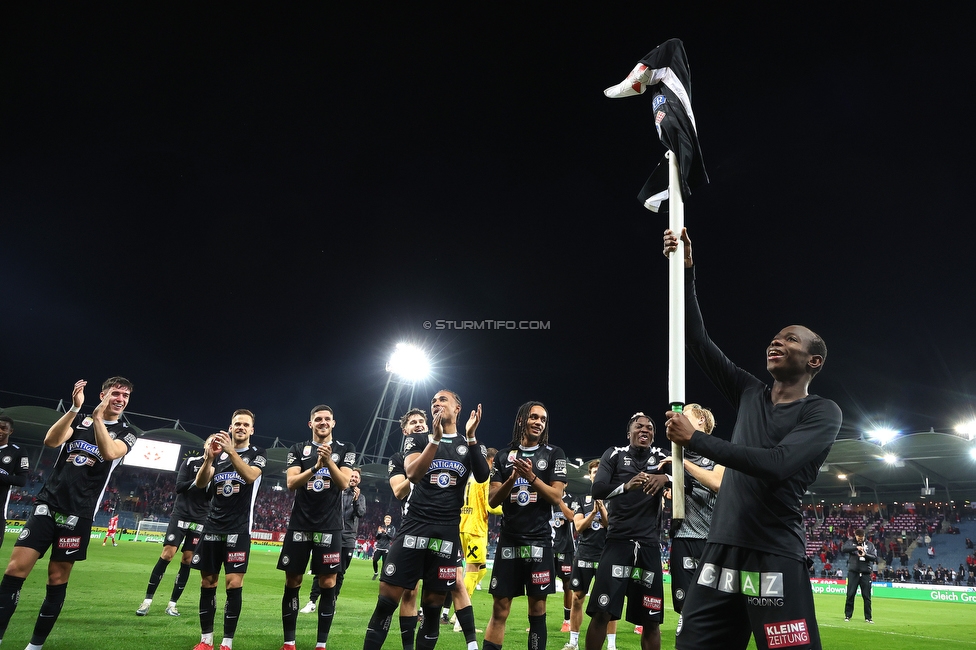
[488, 536, 556, 599]
[380, 521, 460, 592]
[569, 557, 600, 595]
[674, 543, 822, 650]
[192, 532, 252, 575]
[15, 505, 93, 562]
[163, 518, 205, 553]
[555, 548, 575, 582]
[277, 530, 343, 575]
[670, 537, 706, 613]
[586, 538, 664, 626]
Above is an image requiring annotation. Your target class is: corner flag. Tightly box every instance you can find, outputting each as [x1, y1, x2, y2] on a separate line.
[605, 39, 708, 212]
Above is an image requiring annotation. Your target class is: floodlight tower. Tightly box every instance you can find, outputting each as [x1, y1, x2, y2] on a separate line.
[356, 343, 431, 465]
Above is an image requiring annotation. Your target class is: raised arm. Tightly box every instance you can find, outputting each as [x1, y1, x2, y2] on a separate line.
[465, 405, 490, 483]
[666, 405, 841, 481]
[91, 390, 132, 461]
[195, 435, 218, 489]
[44, 380, 87, 448]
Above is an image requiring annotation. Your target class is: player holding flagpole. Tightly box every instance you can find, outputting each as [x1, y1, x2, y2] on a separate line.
[664, 228, 841, 650]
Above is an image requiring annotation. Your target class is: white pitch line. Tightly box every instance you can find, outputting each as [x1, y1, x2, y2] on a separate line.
[819, 622, 972, 644]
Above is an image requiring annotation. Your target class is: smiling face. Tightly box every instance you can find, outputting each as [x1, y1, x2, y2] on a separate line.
[229, 413, 254, 447]
[520, 405, 548, 445]
[308, 409, 335, 442]
[430, 391, 461, 425]
[349, 470, 361, 487]
[99, 384, 131, 419]
[766, 325, 824, 380]
[0, 418, 12, 446]
[628, 416, 654, 448]
[401, 413, 428, 435]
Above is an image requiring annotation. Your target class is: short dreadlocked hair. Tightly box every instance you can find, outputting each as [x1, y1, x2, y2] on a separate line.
[508, 401, 549, 449]
[626, 411, 656, 434]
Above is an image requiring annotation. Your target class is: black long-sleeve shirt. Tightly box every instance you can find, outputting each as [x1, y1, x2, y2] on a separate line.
[683, 267, 842, 561]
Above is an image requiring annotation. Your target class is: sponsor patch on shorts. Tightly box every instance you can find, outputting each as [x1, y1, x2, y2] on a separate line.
[531, 571, 551, 585]
[439, 566, 457, 580]
[228, 552, 246, 562]
[642, 595, 662, 611]
[57, 536, 81, 549]
[763, 619, 810, 648]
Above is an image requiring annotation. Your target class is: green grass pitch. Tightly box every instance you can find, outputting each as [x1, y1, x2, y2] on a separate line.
[0, 536, 970, 649]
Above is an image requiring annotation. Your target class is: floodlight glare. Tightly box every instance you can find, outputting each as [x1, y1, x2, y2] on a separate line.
[883, 453, 898, 465]
[837, 474, 847, 480]
[955, 420, 976, 440]
[386, 343, 431, 382]
[970, 447, 976, 461]
[866, 428, 899, 445]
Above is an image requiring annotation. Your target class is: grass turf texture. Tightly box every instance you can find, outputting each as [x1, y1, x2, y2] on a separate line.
[0, 535, 971, 649]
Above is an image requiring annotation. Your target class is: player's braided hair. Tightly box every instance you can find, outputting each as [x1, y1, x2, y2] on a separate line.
[508, 401, 549, 449]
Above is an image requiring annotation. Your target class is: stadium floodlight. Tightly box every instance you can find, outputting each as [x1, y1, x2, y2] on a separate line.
[970, 447, 976, 461]
[865, 427, 899, 446]
[386, 343, 431, 382]
[837, 474, 847, 480]
[882, 453, 905, 467]
[955, 420, 976, 440]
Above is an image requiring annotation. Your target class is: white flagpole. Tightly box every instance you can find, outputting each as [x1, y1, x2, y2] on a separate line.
[667, 150, 686, 521]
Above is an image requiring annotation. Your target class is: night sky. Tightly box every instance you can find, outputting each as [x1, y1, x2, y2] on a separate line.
[3, 5, 974, 460]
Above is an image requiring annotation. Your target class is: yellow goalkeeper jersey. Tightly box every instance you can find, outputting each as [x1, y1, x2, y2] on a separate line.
[459, 475, 502, 536]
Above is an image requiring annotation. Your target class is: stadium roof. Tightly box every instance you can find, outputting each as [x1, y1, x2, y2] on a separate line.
[806, 431, 976, 505]
[359, 434, 976, 507]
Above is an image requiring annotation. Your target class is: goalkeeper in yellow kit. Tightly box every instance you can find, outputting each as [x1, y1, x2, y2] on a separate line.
[459, 447, 501, 596]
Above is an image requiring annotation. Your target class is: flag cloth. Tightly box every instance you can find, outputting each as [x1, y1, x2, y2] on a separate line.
[605, 39, 708, 212]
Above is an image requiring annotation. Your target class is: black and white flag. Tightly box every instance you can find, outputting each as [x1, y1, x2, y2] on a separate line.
[605, 39, 708, 213]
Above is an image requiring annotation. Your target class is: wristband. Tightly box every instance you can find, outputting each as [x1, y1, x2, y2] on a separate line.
[530, 475, 538, 485]
[466, 436, 477, 444]
[429, 438, 440, 446]
[69, 405, 81, 413]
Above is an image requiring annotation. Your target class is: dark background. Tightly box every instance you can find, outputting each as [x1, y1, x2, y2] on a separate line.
[3, 4, 973, 459]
